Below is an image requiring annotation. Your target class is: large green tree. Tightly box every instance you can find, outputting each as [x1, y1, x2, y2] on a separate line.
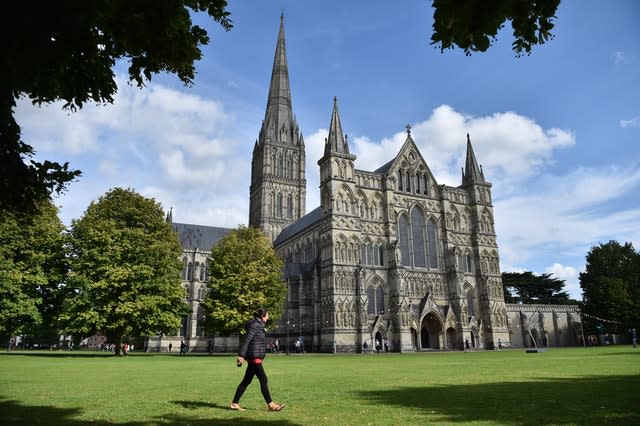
[431, 0, 560, 56]
[502, 271, 574, 304]
[201, 226, 286, 336]
[0, 200, 67, 350]
[60, 188, 188, 355]
[1, 1, 232, 215]
[580, 241, 640, 334]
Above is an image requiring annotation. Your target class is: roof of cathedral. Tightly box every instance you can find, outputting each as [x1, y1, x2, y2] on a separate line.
[374, 157, 395, 174]
[273, 206, 323, 246]
[171, 222, 232, 250]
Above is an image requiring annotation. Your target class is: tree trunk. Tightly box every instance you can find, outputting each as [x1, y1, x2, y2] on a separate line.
[114, 335, 122, 356]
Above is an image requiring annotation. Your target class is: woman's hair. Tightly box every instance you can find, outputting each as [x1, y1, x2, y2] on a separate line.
[254, 308, 268, 319]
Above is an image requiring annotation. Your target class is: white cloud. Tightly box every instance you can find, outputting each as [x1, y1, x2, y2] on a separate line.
[544, 263, 581, 299]
[495, 166, 640, 258]
[17, 74, 248, 226]
[620, 116, 640, 128]
[342, 105, 575, 191]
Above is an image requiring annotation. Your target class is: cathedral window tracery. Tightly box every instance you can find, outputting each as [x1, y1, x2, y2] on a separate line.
[398, 208, 439, 269]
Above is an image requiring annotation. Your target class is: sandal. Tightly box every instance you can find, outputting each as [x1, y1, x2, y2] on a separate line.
[268, 403, 285, 412]
[230, 403, 245, 411]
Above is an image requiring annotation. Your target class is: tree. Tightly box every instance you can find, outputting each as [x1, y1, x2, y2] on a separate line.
[201, 226, 286, 336]
[580, 241, 640, 334]
[60, 188, 189, 355]
[502, 271, 574, 304]
[431, 0, 560, 56]
[0, 199, 67, 350]
[1, 1, 232, 215]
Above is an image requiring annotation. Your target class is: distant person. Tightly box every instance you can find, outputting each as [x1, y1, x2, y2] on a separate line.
[465, 339, 470, 351]
[168, 343, 172, 352]
[180, 340, 187, 355]
[363, 341, 368, 353]
[230, 308, 285, 412]
[295, 339, 301, 353]
[498, 338, 503, 350]
[630, 329, 637, 349]
[375, 339, 381, 353]
[384, 337, 389, 352]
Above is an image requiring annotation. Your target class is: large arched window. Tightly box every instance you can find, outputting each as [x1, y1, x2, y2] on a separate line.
[397, 208, 439, 269]
[411, 208, 427, 267]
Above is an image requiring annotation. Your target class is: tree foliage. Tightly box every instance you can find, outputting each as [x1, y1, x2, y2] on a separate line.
[1, 1, 232, 215]
[580, 241, 640, 333]
[60, 188, 188, 355]
[0, 199, 67, 346]
[502, 271, 574, 304]
[431, 0, 560, 56]
[201, 226, 286, 336]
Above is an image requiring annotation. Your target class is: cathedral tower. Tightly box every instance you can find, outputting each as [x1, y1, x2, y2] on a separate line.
[249, 15, 306, 243]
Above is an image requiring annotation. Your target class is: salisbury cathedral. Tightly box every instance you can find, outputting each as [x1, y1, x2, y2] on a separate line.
[151, 16, 580, 353]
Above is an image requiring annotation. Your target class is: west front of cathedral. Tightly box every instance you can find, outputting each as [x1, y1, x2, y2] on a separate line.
[154, 16, 581, 353]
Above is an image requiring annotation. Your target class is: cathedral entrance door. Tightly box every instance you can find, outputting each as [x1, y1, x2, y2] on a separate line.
[420, 313, 442, 349]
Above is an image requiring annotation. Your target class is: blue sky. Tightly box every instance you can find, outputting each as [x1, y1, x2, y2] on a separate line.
[16, 1, 640, 299]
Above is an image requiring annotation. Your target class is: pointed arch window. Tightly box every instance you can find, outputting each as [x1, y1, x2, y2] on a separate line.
[423, 175, 429, 195]
[187, 262, 194, 281]
[182, 257, 188, 280]
[398, 214, 410, 265]
[287, 194, 293, 218]
[367, 285, 385, 315]
[277, 193, 283, 218]
[466, 290, 475, 318]
[397, 209, 439, 269]
[411, 208, 427, 268]
[398, 171, 403, 191]
[405, 172, 411, 192]
[427, 219, 438, 268]
[415, 173, 421, 193]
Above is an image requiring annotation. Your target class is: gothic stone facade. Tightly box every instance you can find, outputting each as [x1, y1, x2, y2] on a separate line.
[270, 97, 510, 352]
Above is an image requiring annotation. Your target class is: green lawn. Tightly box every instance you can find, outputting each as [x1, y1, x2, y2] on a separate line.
[1, 346, 639, 425]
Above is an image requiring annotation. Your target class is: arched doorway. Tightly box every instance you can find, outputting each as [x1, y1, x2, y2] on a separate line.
[420, 312, 443, 349]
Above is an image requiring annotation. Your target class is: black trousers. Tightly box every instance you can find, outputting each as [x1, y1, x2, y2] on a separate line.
[232, 362, 272, 404]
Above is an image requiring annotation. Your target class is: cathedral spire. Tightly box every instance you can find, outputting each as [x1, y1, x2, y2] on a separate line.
[261, 13, 297, 145]
[324, 96, 350, 155]
[463, 133, 485, 185]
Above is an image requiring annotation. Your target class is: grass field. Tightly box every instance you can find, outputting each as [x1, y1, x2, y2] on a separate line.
[1, 346, 639, 425]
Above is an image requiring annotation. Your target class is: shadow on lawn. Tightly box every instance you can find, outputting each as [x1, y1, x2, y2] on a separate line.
[358, 374, 640, 425]
[0, 398, 299, 426]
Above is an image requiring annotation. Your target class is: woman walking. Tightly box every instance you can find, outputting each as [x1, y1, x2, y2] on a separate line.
[230, 308, 285, 411]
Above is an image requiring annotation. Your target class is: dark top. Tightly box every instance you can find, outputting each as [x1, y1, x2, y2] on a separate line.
[238, 318, 266, 360]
